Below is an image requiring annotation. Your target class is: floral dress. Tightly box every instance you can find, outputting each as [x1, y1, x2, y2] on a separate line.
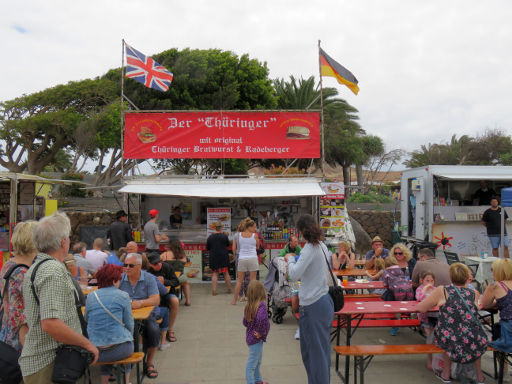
[434, 284, 488, 363]
[0, 260, 29, 352]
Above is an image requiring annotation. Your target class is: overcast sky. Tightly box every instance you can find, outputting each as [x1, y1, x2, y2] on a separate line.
[3, 0, 512, 163]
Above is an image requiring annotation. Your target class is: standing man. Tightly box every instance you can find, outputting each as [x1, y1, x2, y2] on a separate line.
[365, 236, 390, 269]
[169, 206, 183, 229]
[119, 253, 161, 379]
[144, 209, 168, 253]
[474, 180, 496, 206]
[482, 196, 510, 258]
[107, 210, 133, 251]
[86, 238, 109, 271]
[411, 248, 451, 288]
[20, 212, 98, 382]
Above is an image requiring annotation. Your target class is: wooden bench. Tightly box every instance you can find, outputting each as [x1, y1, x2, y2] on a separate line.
[333, 317, 420, 329]
[334, 344, 443, 384]
[96, 352, 145, 384]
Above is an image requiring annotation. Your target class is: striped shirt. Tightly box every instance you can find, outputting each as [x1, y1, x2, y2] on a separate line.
[19, 253, 82, 377]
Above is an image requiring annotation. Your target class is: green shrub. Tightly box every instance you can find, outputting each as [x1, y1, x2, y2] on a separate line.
[347, 192, 393, 204]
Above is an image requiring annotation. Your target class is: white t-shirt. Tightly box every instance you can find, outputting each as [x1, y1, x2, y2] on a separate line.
[85, 249, 108, 271]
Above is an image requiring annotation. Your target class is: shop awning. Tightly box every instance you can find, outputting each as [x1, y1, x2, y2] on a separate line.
[431, 167, 512, 181]
[118, 177, 325, 198]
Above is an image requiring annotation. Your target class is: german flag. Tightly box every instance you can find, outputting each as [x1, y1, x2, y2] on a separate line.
[320, 48, 359, 95]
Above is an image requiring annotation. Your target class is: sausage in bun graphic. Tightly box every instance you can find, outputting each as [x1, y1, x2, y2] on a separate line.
[137, 126, 157, 143]
[286, 126, 310, 140]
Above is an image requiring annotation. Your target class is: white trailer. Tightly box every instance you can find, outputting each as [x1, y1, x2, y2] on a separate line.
[400, 165, 512, 259]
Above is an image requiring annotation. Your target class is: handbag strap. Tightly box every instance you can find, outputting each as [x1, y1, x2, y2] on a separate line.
[452, 285, 486, 333]
[92, 291, 125, 327]
[320, 243, 339, 287]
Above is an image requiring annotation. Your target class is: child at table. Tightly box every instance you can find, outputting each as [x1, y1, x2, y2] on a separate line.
[366, 257, 386, 295]
[243, 280, 270, 384]
[416, 270, 437, 369]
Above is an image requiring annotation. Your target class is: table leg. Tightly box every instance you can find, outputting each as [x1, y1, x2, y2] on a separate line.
[345, 314, 352, 384]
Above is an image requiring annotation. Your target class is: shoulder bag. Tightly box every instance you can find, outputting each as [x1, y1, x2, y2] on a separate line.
[0, 263, 29, 384]
[320, 245, 344, 312]
[30, 258, 93, 384]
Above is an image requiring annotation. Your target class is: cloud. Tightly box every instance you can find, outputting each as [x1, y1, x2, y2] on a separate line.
[2, 0, 512, 158]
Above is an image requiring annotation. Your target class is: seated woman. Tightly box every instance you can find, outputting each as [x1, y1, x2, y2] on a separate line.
[389, 243, 416, 279]
[161, 238, 193, 305]
[418, 263, 487, 384]
[63, 255, 88, 287]
[85, 264, 134, 384]
[481, 258, 512, 354]
[331, 241, 355, 270]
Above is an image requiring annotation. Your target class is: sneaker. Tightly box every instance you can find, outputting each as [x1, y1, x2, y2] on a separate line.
[294, 328, 300, 340]
[434, 371, 451, 383]
[390, 327, 399, 336]
[159, 342, 171, 351]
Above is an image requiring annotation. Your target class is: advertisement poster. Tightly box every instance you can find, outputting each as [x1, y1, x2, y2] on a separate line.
[206, 207, 231, 236]
[124, 111, 320, 159]
[183, 249, 203, 283]
[319, 182, 346, 235]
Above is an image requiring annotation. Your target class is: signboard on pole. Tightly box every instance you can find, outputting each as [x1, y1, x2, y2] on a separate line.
[124, 111, 320, 159]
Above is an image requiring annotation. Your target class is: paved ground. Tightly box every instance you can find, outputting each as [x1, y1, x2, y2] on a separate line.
[89, 283, 502, 383]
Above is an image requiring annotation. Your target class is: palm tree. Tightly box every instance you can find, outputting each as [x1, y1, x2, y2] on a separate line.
[272, 75, 363, 185]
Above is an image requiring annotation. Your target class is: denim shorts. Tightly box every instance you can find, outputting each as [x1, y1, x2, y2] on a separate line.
[489, 235, 509, 248]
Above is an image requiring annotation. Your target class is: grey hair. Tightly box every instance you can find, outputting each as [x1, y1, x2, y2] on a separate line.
[125, 253, 142, 265]
[33, 211, 71, 253]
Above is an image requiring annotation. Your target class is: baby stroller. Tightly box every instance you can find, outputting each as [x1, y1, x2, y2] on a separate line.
[263, 255, 292, 324]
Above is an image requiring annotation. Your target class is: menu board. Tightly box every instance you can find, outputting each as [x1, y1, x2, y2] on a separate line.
[319, 182, 346, 235]
[206, 207, 231, 236]
[183, 249, 203, 283]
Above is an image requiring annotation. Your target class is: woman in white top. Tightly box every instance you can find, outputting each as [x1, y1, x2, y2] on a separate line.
[285, 214, 333, 384]
[231, 218, 261, 305]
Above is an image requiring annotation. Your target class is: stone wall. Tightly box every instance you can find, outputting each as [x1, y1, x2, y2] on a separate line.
[348, 210, 396, 250]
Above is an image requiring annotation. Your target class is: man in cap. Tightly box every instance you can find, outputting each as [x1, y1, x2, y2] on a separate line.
[144, 209, 168, 254]
[147, 251, 180, 342]
[107, 210, 133, 251]
[365, 235, 390, 269]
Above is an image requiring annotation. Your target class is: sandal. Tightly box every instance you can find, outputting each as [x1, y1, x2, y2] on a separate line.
[166, 331, 177, 342]
[145, 364, 158, 379]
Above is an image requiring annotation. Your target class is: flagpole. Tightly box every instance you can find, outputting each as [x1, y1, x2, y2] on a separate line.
[120, 39, 127, 211]
[120, 39, 126, 181]
[318, 40, 325, 177]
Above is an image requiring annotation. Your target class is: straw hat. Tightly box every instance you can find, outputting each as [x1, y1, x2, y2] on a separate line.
[371, 236, 383, 244]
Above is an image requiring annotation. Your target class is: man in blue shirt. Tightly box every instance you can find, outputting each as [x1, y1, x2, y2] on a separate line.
[119, 253, 160, 379]
[364, 236, 390, 269]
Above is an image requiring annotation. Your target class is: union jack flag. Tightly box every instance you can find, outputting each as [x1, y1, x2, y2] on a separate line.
[125, 43, 173, 92]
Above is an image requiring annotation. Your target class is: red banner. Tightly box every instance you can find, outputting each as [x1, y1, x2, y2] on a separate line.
[123, 111, 320, 159]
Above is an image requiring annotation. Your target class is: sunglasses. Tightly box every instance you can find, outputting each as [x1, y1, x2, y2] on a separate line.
[123, 263, 139, 268]
[394, 251, 403, 255]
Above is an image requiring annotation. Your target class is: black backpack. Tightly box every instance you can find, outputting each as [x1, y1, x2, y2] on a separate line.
[0, 263, 30, 384]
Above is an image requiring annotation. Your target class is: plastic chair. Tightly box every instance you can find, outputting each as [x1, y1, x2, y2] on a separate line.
[444, 251, 480, 277]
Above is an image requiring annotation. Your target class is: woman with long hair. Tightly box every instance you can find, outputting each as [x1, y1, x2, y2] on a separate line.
[232, 218, 261, 305]
[389, 242, 416, 279]
[161, 238, 192, 306]
[284, 214, 333, 384]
